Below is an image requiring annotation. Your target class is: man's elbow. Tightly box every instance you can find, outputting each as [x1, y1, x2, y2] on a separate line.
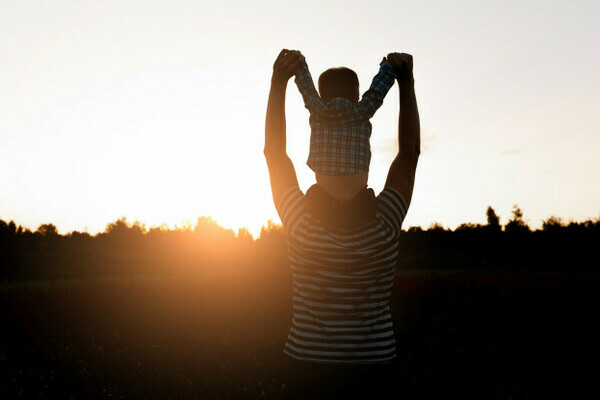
[396, 146, 420, 166]
[408, 148, 420, 165]
[411, 144, 421, 159]
[263, 147, 274, 160]
[263, 146, 287, 161]
[405, 130, 421, 158]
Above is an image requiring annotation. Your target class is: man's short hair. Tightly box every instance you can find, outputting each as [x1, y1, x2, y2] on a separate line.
[318, 67, 360, 103]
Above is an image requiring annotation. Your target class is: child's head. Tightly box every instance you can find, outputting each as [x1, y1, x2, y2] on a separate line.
[318, 67, 359, 103]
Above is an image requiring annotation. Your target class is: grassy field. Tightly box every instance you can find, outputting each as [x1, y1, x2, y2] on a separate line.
[1, 269, 597, 399]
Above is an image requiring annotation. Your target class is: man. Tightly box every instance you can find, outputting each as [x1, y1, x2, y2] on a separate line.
[264, 49, 420, 398]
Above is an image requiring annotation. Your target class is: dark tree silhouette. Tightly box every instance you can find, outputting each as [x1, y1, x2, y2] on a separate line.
[505, 205, 531, 233]
[486, 206, 501, 232]
[455, 222, 481, 232]
[428, 222, 446, 232]
[1, 207, 600, 282]
[542, 216, 565, 232]
[36, 223, 59, 236]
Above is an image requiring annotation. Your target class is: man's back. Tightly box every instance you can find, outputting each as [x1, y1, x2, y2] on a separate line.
[277, 185, 408, 364]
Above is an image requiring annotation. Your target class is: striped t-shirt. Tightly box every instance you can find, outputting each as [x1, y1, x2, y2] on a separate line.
[276, 185, 408, 364]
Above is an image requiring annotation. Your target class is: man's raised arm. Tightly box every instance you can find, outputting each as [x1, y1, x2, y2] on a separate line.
[384, 53, 420, 208]
[264, 49, 305, 208]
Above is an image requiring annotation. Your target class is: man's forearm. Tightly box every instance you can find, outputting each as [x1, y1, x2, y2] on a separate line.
[264, 77, 288, 156]
[399, 79, 420, 158]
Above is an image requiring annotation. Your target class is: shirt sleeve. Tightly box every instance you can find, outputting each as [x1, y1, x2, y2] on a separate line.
[294, 62, 328, 116]
[356, 63, 397, 119]
[275, 186, 306, 234]
[377, 186, 408, 233]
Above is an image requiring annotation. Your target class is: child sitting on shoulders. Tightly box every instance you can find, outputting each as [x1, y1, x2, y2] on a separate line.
[294, 56, 397, 201]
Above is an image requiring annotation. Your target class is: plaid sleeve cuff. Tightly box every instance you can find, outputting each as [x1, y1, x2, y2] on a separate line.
[372, 64, 397, 92]
[294, 62, 310, 81]
[294, 63, 314, 94]
[380, 63, 395, 74]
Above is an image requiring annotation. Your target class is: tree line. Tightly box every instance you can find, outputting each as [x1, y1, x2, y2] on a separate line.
[1, 206, 598, 282]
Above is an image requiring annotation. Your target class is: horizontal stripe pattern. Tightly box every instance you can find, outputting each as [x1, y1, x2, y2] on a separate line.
[278, 186, 407, 364]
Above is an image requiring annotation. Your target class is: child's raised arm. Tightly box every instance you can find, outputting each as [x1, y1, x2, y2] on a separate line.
[356, 61, 397, 119]
[294, 60, 328, 116]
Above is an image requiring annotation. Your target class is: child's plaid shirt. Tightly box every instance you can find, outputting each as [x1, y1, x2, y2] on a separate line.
[294, 62, 396, 175]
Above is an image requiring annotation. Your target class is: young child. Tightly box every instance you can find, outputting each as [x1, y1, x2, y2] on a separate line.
[294, 57, 397, 200]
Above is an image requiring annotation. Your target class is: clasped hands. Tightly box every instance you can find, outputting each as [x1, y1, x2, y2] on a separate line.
[273, 49, 413, 82]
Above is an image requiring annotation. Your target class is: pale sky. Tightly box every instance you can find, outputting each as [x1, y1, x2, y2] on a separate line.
[1, 0, 599, 237]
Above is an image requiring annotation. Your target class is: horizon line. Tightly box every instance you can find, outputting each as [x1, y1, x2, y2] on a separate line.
[2, 211, 599, 239]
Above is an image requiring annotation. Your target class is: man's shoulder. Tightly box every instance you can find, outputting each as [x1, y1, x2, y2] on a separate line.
[276, 186, 306, 224]
[377, 186, 408, 207]
[375, 186, 408, 232]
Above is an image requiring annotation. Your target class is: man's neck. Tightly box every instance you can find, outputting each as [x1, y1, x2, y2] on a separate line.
[315, 172, 369, 202]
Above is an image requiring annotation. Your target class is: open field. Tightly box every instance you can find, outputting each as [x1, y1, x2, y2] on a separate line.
[1, 269, 598, 399]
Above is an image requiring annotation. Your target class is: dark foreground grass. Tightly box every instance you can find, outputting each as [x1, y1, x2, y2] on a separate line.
[1, 269, 597, 399]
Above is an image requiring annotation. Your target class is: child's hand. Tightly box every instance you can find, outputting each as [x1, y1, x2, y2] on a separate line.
[387, 52, 413, 81]
[272, 49, 305, 82]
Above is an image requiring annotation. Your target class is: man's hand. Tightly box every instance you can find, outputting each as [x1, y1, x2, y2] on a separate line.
[272, 49, 305, 83]
[387, 52, 413, 82]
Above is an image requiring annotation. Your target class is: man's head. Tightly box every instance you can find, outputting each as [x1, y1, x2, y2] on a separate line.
[318, 67, 359, 103]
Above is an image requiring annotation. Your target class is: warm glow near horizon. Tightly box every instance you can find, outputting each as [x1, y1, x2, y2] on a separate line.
[1, 0, 599, 238]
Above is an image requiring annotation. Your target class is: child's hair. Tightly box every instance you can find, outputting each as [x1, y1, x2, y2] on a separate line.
[318, 67, 360, 103]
